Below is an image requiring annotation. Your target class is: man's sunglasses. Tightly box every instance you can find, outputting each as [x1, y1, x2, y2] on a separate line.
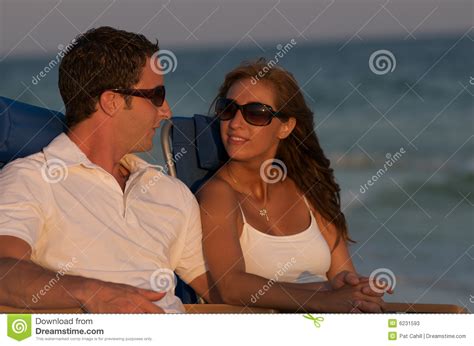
[214, 98, 283, 126]
[109, 85, 166, 107]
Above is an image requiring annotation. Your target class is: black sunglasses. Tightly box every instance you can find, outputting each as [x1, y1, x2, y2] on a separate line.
[109, 85, 166, 107]
[215, 98, 283, 126]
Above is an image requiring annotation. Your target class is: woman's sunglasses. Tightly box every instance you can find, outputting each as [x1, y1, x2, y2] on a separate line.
[214, 97, 283, 126]
[110, 85, 166, 107]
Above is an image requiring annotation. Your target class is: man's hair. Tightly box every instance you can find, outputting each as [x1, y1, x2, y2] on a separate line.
[58, 26, 159, 129]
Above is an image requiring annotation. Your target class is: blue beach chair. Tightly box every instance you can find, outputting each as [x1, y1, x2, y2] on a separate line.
[160, 114, 227, 193]
[0, 96, 66, 166]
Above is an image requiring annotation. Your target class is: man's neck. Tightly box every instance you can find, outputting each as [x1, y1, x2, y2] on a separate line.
[67, 122, 130, 184]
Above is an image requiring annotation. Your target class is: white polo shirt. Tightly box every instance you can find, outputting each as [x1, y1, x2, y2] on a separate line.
[0, 133, 206, 313]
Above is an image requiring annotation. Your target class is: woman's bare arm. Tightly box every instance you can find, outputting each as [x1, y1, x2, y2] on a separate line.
[197, 179, 384, 312]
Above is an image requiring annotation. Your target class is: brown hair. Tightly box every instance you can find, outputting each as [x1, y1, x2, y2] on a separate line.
[213, 58, 353, 248]
[58, 26, 159, 129]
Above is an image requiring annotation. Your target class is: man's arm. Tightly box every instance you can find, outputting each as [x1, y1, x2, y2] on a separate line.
[0, 236, 165, 313]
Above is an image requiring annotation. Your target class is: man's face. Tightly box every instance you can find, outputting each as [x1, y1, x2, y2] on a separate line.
[117, 57, 172, 153]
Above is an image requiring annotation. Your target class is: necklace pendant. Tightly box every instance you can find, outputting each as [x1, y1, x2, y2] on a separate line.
[259, 208, 270, 221]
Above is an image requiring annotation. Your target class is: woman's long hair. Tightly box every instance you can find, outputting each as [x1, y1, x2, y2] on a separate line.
[213, 58, 353, 248]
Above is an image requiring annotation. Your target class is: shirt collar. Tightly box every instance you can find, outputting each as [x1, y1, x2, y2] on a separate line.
[42, 133, 162, 174]
[119, 153, 162, 174]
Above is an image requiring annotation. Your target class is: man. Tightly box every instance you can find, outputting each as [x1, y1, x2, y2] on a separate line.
[0, 26, 216, 313]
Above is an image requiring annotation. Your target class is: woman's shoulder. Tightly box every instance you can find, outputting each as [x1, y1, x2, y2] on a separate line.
[196, 173, 242, 223]
[281, 177, 318, 214]
[196, 172, 238, 203]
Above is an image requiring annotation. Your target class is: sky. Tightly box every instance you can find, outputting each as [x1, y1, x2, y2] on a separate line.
[0, 0, 472, 59]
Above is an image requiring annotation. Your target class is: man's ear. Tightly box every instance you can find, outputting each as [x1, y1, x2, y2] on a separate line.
[278, 117, 296, 139]
[98, 91, 124, 117]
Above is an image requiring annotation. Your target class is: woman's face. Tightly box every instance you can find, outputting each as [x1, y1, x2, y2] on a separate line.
[219, 78, 294, 163]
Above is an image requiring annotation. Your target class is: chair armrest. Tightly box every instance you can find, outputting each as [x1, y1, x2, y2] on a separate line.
[0, 305, 84, 314]
[384, 303, 467, 313]
[184, 304, 278, 313]
[0, 304, 277, 314]
[0, 303, 465, 314]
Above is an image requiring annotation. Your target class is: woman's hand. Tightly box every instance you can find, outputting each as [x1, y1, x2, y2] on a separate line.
[317, 283, 386, 313]
[330, 270, 394, 297]
[321, 270, 396, 312]
[330, 271, 360, 289]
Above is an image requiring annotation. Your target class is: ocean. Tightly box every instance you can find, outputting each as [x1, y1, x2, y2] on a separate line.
[1, 33, 472, 308]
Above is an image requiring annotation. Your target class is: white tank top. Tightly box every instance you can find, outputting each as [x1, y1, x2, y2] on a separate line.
[239, 196, 331, 283]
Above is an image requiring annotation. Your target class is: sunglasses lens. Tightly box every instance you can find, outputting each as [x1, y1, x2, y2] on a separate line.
[215, 99, 276, 126]
[243, 104, 273, 126]
[152, 86, 165, 107]
[215, 99, 236, 120]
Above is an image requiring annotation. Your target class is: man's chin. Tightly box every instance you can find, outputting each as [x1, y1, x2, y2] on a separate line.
[132, 141, 153, 153]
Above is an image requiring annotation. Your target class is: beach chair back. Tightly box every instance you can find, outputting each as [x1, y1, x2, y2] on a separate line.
[160, 114, 227, 192]
[0, 96, 65, 166]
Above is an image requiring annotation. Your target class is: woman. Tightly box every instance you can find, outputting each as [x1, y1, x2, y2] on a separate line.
[197, 59, 389, 312]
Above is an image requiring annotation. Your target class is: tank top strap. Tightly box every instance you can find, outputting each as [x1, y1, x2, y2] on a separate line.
[301, 194, 312, 212]
[237, 201, 248, 223]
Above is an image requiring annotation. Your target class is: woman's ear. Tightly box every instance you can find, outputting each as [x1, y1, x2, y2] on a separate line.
[278, 117, 296, 139]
